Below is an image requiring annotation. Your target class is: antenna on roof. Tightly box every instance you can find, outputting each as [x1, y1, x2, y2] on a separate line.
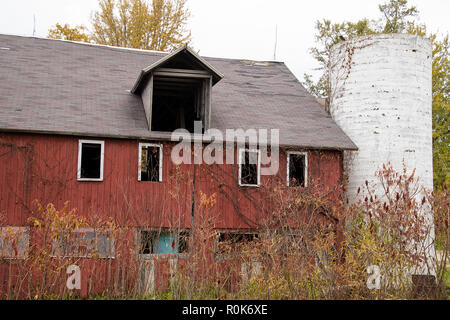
[273, 24, 278, 61]
[33, 14, 36, 37]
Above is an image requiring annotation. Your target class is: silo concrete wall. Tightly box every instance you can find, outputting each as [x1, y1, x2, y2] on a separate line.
[329, 34, 434, 275]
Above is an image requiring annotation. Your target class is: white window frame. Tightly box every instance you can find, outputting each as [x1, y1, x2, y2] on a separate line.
[238, 148, 261, 187]
[77, 140, 104, 182]
[138, 143, 163, 182]
[286, 151, 308, 187]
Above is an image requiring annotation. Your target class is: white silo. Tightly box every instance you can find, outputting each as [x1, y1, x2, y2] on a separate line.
[329, 34, 435, 275]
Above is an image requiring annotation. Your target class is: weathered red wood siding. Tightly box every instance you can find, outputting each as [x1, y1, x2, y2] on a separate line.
[0, 132, 343, 229]
[0, 132, 343, 297]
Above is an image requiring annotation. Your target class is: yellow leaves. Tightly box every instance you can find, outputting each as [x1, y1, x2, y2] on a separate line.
[90, 0, 191, 51]
[200, 191, 216, 209]
[28, 201, 88, 242]
[47, 23, 90, 43]
[30, 218, 41, 228]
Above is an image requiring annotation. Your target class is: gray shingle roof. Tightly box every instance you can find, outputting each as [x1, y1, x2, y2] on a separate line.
[0, 34, 357, 150]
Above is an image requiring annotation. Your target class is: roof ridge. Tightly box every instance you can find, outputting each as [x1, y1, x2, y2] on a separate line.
[0, 33, 286, 64]
[0, 33, 168, 55]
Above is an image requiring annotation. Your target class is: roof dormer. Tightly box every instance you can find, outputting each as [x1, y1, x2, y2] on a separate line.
[131, 45, 224, 133]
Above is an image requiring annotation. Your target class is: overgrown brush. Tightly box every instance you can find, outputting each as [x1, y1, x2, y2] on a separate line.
[0, 164, 447, 299]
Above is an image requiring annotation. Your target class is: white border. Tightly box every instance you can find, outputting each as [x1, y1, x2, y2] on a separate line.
[238, 148, 261, 187]
[77, 140, 104, 181]
[286, 151, 308, 187]
[138, 143, 163, 182]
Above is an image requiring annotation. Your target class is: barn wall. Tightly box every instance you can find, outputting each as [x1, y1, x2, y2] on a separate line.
[0, 132, 343, 296]
[0, 132, 343, 230]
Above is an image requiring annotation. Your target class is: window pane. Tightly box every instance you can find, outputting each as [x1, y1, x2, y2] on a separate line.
[241, 151, 258, 185]
[139, 230, 153, 254]
[216, 232, 258, 256]
[289, 154, 305, 187]
[81, 143, 101, 179]
[140, 146, 160, 182]
[153, 232, 178, 254]
[178, 232, 189, 253]
[139, 231, 188, 255]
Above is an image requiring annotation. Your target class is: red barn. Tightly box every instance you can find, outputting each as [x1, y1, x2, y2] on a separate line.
[0, 34, 356, 297]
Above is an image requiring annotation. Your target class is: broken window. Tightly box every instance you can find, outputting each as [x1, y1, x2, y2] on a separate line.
[216, 232, 259, 258]
[238, 149, 260, 187]
[77, 140, 104, 181]
[0, 227, 29, 259]
[51, 228, 114, 258]
[138, 230, 189, 255]
[138, 143, 162, 182]
[177, 231, 189, 253]
[287, 152, 307, 187]
[139, 230, 154, 255]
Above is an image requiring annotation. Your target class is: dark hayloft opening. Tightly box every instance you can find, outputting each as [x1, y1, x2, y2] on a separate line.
[151, 77, 204, 133]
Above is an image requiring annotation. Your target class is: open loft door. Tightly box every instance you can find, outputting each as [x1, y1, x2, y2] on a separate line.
[131, 45, 223, 133]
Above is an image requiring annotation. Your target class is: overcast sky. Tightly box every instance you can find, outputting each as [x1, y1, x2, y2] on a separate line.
[0, 0, 448, 81]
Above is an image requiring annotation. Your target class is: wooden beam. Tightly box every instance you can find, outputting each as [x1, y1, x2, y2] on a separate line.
[153, 71, 211, 79]
[205, 76, 212, 130]
[141, 74, 153, 130]
[154, 76, 202, 84]
[155, 68, 211, 75]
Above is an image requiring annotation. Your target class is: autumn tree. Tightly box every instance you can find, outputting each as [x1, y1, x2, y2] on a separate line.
[90, 0, 191, 51]
[303, 0, 449, 190]
[47, 23, 90, 42]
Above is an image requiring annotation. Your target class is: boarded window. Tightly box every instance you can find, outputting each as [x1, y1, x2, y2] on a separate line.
[287, 152, 307, 187]
[139, 144, 162, 182]
[51, 228, 114, 258]
[0, 227, 29, 259]
[78, 140, 104, 181]
[138, 230, 188, 255]
[239, 149, 260, 187]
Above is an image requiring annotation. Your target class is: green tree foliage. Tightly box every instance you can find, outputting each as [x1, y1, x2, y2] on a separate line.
[379, 0, 418, 33]
[90, 0, 191, 51]
[47, 23, 90, 42]
[303, 0, 449, 190]
[303, 18, 378, 102]
[407, 23, 450, 189]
